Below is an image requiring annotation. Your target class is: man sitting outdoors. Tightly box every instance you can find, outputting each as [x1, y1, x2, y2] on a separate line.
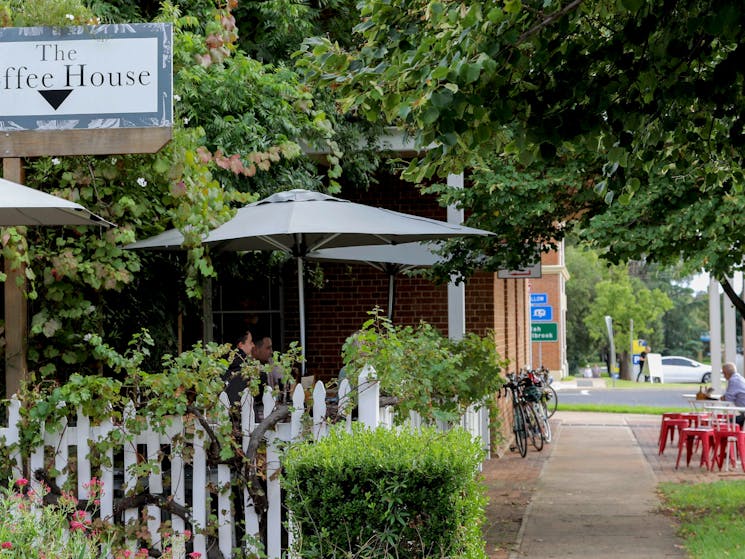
[720, 361, 745, 427]
[252, 335, 287, 403]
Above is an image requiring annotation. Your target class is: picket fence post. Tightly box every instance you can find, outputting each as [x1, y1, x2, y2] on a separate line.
[358, 364, 379, 428]
[337, 377, 352, 433]
[191, 413, 208, 557]
[3, 398, 22, 479]
[241, 391, 261, 557]
[312, 381, 327, 440]
[94, 417, 115, 521]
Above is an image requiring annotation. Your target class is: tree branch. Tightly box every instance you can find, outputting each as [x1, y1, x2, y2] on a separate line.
[245, 404, 290, 463]
[186, 403, 222, 462]
[719, 277, 745, 319]
[518, 0, 585, 44]
[113, 492, 191, 521]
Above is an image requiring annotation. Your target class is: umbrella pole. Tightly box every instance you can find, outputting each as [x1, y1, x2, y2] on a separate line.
[297, 257, 306, 374]
[387, 274, 395, 322]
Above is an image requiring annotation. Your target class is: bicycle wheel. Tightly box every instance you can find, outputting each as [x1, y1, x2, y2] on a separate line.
[524, 403, 544, 451]
[542, 385, 558, 418]
[533, 402, 552, 443]
[512, 404, 528, 457]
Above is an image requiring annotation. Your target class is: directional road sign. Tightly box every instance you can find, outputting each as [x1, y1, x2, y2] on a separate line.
[531, 323, 558, 342]
[530, 305, 553, 321]
[530, 293, 548, 305]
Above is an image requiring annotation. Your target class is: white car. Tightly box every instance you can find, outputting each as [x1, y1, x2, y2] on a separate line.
[659, 356, 712, 383]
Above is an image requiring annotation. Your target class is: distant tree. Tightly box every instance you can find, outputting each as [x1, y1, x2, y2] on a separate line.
[624, 261, 708, 357]
[584, 269, 672, 380]
[565, 242, 608, 374]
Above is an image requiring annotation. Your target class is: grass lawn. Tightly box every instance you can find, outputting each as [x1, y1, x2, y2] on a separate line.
[555, 402, 688, 415]
[659, 480, 745, 559]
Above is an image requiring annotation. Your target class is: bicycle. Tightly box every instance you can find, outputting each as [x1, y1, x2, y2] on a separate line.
[503, 372, 546, 456]
[535, 366, 558, 419]
[524, 369, 552, 444]
[502, 373, 527, 456]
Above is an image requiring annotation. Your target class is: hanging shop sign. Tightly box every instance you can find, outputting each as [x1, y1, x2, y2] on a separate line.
[0, 23, 172, 130]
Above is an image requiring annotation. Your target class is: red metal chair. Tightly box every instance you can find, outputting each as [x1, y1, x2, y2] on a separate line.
[659, 413, 700, 455]
[659, 418, 690, 454]
[675, 426, 716, 469]
[711, 414, 745, 471]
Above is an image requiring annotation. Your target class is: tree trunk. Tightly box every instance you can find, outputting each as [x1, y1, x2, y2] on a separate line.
[620, 350, 631, 380]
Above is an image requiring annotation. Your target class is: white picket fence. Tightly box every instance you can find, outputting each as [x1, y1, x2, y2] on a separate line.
[0, 366, 490, 559]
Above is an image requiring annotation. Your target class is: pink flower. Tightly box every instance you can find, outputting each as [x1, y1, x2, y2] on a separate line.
[70, 520, 86, 531]
[1, 542, 12, 549]
[183, 530, 192, 540]
[188, 552, 201, 559]
[15, 478, 28, 487]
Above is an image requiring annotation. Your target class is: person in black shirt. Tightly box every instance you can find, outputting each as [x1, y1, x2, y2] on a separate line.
[637, 350, 648, 382]
[223, 331, 257, 406]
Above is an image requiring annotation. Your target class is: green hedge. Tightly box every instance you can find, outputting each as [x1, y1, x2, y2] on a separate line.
[283, 425, 487, 559]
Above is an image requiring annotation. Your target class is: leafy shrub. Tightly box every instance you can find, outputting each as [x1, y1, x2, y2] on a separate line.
[342, 309, 507, 424]
[283, 425, 487, 559]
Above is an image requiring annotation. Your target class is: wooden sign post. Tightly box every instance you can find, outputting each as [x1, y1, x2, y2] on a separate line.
[0, 23, 173, 396]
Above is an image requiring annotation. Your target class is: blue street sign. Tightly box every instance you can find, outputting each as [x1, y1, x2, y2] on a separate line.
[530, 293, 548, 305]
[531, 305, 553, 321]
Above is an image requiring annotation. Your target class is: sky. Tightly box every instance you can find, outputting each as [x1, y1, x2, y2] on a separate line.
[687, 272, 710, 294]
[683, 272, 744, 295]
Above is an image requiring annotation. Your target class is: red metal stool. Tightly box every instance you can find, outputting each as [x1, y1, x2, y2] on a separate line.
[675, 427, 715, 469]
[711, 414, 745, 471]
[679, 412, 704, 427]
[659, 418, 690, 454]
[658, 413, 682, 450]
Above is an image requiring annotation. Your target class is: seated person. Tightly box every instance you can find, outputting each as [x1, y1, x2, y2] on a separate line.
[252, 335, 287, 403]
[222, 331, 255, 406]
[721, 361, 745, 427]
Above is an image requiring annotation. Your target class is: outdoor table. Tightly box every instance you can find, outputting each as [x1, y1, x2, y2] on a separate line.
[683, 393, 721, 410]
[702, 403, 743, 424]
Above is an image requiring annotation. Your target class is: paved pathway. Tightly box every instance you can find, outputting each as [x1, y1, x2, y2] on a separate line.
[505, 412, 745, 559]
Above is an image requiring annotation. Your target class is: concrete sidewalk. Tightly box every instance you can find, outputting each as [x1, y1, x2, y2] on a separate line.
[508, 412, 707, 559]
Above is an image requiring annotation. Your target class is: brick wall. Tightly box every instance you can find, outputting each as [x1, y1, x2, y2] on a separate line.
[528, 245, 568, 378]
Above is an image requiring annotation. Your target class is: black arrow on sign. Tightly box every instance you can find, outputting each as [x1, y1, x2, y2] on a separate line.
[38, 89, 73, 110]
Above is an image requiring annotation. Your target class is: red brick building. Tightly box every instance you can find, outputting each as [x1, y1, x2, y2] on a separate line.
[529, 246, 569, 379]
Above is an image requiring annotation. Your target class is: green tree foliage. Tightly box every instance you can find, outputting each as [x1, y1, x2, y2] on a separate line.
[298, 0, 745, 191]
[296, 0, 745, 316]
[584, 268, 672, 380]
[578, 172, 745, 314]
[565, 242, 609, 373]
[425, 157, 604, 282]
[0, 0, 349, 377]
[659, 285, 708, 357]
[628, 263, 709, 357]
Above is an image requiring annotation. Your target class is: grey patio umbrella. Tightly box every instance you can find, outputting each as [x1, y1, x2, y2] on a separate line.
[0, 177, 112, 226]
[127, 189, 494, 363]
[306, 241, 444, 321]
[125, 227, 191, 249]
